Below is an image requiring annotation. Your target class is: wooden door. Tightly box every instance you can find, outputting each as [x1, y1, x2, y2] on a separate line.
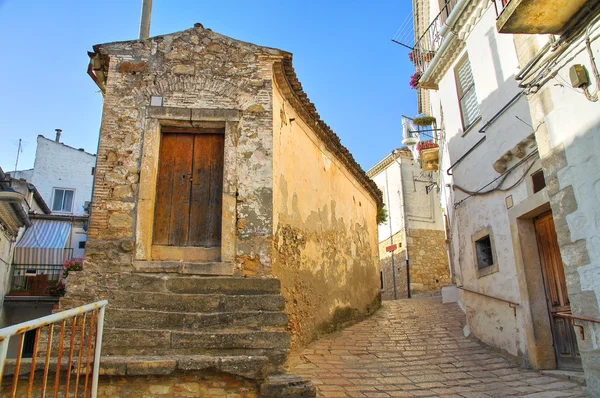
[153, 131, 224, 248]
[534, 212, 581, 369]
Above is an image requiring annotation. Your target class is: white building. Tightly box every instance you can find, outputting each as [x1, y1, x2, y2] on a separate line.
[12, 132, 96, 259]
[367, 147, 450, 300]
[409, 0, 600, 389]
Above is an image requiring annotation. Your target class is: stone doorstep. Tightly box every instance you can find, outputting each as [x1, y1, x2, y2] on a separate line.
[132, 260, 234, 276]
[540, 369, 587, 385]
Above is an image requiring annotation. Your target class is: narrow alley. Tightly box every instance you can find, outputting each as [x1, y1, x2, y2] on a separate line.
[287, 298, 590, 397]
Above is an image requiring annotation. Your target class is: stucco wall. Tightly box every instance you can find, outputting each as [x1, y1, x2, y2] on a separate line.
[513, 28, 600, 390]
[426, 4, 539, 358]
[272, 83, 380, 348]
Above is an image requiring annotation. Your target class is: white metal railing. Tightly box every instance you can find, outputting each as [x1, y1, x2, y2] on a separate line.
[0, 300, 107, 397]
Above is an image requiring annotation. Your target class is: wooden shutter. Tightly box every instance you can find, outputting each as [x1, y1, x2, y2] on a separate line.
[456, 56, 480, 129]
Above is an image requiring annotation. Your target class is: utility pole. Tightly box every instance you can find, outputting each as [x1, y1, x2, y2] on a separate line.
[139, 0, 152, 40]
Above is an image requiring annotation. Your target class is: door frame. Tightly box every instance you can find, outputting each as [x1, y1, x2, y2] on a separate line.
[135, 107, 240, 263]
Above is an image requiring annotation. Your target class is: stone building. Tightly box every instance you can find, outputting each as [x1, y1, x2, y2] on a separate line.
[409, 0, 600, 392]
[367, 148, 450, 300]
[64, 23, 382, 393]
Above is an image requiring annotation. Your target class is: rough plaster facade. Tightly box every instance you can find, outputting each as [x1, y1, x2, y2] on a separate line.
[67, 24, 382, 387]
[412, 0, 598, 381]
[368, 150, 450, 300]
[510, 26, 600, 392]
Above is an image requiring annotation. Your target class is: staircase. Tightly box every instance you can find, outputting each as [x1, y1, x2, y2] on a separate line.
[61, 261, 291, 379]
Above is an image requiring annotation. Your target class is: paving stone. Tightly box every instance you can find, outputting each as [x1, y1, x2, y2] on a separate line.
[286, 298, 592, 397]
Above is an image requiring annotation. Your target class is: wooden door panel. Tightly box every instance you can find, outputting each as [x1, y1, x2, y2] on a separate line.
[168, 134, 194, 246]
[153, 134, 178, 245]
[189, 134, 224, 247]
[535, 212, 580, 368]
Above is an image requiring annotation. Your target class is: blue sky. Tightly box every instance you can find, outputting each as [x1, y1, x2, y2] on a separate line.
[0, 0, 416, 173]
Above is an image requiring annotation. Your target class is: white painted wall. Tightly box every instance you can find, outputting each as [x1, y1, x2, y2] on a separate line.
[26, 136, 96, 217]
[424, 4, 540, 357]
[537, 29, 600, 350]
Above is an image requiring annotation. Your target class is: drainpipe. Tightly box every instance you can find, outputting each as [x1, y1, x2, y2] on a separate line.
[419, 0, 471, 85]
[392, 151, 410, 298]
[384, 166, 398, 300]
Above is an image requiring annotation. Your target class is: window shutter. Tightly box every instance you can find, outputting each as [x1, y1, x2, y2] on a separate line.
[456, 57, 480, 129]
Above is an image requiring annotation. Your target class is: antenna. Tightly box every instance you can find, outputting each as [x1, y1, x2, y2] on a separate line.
[139, 0, 152, 40]
[14, 139, 22, 174]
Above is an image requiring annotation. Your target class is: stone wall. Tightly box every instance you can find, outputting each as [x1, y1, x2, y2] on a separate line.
[407, 229, 451, 294]
[271, 78, 381, 348]
[378, 231, 409, 301]
[84, 24, 280, 274]
[3, 372, 259, 398]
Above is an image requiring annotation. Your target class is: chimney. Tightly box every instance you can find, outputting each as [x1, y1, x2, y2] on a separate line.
[139, 0, 152, 40]
[55, 129, 62, 143]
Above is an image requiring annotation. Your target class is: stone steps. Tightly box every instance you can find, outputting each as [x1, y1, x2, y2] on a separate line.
[132, 261, 234, 276]
[63, 292, 285, 313]
[105, 308, 288, 331]
[115, 274, 282, 295]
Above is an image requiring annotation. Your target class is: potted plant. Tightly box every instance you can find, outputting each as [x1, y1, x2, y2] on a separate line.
[62, 258, 84, 279]
[410, 73, 421, 89]
[417, 141, 440, 172]
[46, 281, 66, 297]
[412, 115, 437, 127]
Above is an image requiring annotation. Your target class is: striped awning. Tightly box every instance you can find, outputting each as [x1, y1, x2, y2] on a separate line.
[13, 220, 71, 265]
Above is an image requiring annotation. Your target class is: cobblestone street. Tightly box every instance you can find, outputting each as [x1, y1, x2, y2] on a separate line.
[287, 298, 590, 397]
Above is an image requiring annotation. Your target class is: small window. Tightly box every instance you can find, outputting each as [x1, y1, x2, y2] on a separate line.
[472, 228, 498, 278]
[78, 241, 86, 249]
[52, 188, 74, 213]
[455, 55, 481, 131]
[531, 169, 546, 193]
[380, 271, 385, 291]
[475, 235, 494, 269]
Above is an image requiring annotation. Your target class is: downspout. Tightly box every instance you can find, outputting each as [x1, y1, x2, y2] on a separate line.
[419, 0, 472, 85]
[384, 166, 398, 300]
[392, 152, 410, 298]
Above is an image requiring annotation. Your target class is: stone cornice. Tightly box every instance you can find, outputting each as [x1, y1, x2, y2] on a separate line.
[366, 149, 412, 178]
[273, 57, 383, 208]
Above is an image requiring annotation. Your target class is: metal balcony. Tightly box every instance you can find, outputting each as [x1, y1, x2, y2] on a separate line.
[412, 0, 458, 77]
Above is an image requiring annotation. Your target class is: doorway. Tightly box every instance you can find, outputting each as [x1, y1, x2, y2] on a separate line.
[152, 129, 224, 260]
[534, 211, 581, 369]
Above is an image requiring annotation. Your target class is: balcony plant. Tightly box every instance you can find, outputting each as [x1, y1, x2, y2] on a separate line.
[62, 258, 84, 279]
[409, 73, 421, 89]
[412, 116, 436, 127]
[8, 286, 31, 297]
[46, 281, 66, 297]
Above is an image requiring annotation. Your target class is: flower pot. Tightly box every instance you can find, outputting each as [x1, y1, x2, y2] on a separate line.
[421, 147, 440, 172]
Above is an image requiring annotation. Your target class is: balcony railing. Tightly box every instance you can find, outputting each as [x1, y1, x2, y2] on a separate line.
[492, 0, 512, 18]
[412, 0, 459, 75]
[8, 265, 63, 297]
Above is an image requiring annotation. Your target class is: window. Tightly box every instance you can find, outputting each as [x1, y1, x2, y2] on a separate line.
[455, 55, 481, 131]
[52, 188, 74, 213]
[475, 236, 494, 269]
[531, 169, 546, 193]
[380, 271, 385, 291]
[472, 228, 498, 278]
[78, 241, 86, 249]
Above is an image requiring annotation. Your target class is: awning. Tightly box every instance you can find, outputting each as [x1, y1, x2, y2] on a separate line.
[13, 220, 72, 265]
